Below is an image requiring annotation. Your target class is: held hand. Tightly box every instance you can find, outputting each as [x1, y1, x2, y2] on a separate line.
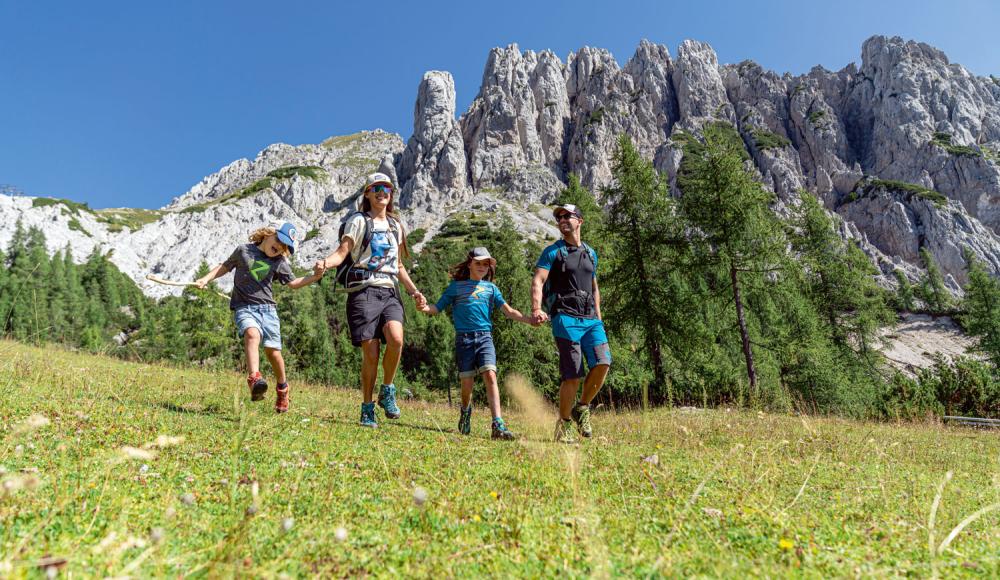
[312, 261, 326, 277]
[417, 303, 432, 314]
[194, 278, 208, 290]
[532, 309, 549, 325]
[411, 292, 427, 309]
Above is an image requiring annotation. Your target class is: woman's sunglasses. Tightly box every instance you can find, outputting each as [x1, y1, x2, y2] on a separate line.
[368, 184, 393, 195]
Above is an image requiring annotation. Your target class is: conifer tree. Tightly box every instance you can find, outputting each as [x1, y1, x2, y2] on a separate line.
[961, 250, 1000, 368]
[675, 122, 787, 391]
[917, 247, 953, 313]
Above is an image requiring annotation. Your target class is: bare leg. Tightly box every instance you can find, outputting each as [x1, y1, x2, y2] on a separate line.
[244, 328, 261, 374]
[381, 321, 404, 385]
[558, 378, 581, 420]
[360, 339, 381, 403]
[264, 347, 286, 384]
[580, 364, 610, 405]
[482, 371, 502, 418]
[460, 376, 475, 408]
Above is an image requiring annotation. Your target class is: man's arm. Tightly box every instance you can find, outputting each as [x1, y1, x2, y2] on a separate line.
[531, 267, 549, 324]
[592, 276, 602, 321]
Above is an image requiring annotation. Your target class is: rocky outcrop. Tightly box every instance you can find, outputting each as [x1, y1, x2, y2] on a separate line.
[398, 71, 468, 211]
[5, 35, 1000, 299]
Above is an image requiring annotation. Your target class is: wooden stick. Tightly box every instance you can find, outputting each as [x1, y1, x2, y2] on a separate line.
[145, 274, 229, 299]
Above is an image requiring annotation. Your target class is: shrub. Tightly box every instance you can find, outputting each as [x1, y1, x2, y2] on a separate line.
[266, 165, 328, 181]
[750, 128, 790, 150]
[930, 132, 981, 157]
[32, 197, 92, 215]
[808, 110, 827, 125]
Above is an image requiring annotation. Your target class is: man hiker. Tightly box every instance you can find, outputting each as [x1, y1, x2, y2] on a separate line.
[531, 204, 612, 443]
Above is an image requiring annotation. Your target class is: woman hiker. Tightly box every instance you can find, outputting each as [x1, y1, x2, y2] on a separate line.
[315, 173, 427, 428]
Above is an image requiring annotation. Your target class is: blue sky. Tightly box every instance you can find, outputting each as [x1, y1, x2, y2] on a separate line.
[1, 0, 997, 209]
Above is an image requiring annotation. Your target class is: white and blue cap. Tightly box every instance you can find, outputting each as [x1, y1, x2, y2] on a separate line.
[275, 222, 298, 254]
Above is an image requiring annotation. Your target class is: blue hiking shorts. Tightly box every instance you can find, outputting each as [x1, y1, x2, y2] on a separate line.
[552, 314, 611, 380]
[234, 304, 282, 350]
[455, 331, 497, 379]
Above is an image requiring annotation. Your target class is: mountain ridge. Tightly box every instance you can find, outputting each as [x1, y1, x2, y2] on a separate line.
[3, 34, 998, 297]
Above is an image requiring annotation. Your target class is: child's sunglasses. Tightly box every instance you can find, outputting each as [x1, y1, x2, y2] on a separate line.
[368, 184, 393, 195]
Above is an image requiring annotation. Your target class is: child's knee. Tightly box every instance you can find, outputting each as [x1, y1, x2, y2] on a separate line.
[244, 327, 261, 341]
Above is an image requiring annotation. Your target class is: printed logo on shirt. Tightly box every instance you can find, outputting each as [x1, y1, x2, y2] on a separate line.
[469, 284, 489, 301]
[365, 231, 393, 271]
[250, 260, 271, 282]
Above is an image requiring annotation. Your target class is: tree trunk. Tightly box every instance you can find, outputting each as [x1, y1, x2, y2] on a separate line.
[730, 264, 757, 389]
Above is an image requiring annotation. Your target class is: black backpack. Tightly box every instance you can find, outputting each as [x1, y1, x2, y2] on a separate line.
[334, 212, 401, 288]
[542, 242, 597, 315]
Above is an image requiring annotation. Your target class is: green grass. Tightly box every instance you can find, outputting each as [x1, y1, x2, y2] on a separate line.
[266, 165, 328, 182]
[930, 132, 982, 157]
[31, 197, 93, 216]
[303, 227, 321, 242]
[587, 107, 606, 125]
[808, 110, 827, 125]
[321, 133, 367, 149]
[95, 208, 166, 233]
[3, 340, 1000, 576]
[66, 218, 89, 236]
[750, 128, 791, 151]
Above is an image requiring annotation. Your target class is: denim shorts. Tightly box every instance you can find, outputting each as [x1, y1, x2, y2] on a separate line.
[234, 304, 282, 350]
[455, 331, 497, 379]
[552, 314, 611, 380]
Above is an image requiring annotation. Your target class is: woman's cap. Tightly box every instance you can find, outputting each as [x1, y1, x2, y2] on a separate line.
[275, 222, 298, 254]
[552, 204, 582, 219]
[364, 172, 394, 190]
[468, 246, 497, 266]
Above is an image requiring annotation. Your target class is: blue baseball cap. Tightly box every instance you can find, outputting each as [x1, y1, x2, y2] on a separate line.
[276, 222, 298, 254]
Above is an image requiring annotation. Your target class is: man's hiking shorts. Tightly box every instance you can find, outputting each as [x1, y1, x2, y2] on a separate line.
[346, 285, 404, 347]
[552, 314, 611, 380]
[455, 331, 497, 379]
[234, 304, 282, 350]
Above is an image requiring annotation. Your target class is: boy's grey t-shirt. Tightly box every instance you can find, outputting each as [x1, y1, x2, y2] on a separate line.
[223, 243, 295, 310]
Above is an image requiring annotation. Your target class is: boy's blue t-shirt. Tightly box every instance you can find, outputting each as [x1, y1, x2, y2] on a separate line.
[434, 280, 507, 333]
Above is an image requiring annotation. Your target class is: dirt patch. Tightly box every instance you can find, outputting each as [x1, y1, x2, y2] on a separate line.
[879, 313, 976, 376]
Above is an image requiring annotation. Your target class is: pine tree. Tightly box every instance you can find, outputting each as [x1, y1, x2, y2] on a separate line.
[893, 269, 915, 312]
[601, 135, 679, 398]
[917, 247, 953, 314]
[961, 250, 1000, 368]
[675, 122, 787, 392]
[791, 193, 893, 354]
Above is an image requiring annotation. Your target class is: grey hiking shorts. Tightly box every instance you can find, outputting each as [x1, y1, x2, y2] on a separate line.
[346, 285, 404, 347]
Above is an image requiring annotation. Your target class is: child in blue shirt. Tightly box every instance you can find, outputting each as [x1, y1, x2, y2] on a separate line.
[419, 247, 535, 440]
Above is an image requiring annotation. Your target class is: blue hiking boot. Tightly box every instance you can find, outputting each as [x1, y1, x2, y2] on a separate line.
[359, 402, 378, 428]
[491, 417, 516, 441]
[458, 405, 472, 435]
[378, 384, 401, 419]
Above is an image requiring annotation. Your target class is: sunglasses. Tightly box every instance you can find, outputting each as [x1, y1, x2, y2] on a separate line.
[367, 184, 393, 195]
[555, 213, 577, 221]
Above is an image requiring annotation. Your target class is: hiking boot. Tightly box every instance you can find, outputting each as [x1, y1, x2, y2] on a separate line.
[491, 418, 516, 441]
[248, 371, 268, 401]
[458, 405, 472, 435]
[571, 404, 593, 438]
[359, 402, 378, 428]
[554, 419, 577, 444]
[275, 384, 289, 413]
[378, 384, 400, 419]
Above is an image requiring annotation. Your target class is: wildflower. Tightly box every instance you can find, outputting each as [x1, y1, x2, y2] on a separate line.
[489, 491, 499, 500]
[282, 517, 294, 532]
[334, 527, 348, 542]
[472, 514, 482, 523]
[413, 486, 428, 506]
[778, 538, 794, 551]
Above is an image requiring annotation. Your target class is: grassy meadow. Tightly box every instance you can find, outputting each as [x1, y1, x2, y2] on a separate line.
[2, 339, 1000, 577]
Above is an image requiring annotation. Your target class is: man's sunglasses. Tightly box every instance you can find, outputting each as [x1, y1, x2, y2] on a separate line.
[368, 184, 393, 195]
[555, 213, 578, 221]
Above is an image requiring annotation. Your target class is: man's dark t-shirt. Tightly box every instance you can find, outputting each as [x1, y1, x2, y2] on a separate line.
[535, 240, 599, 319]
[223, 243, 295, 310]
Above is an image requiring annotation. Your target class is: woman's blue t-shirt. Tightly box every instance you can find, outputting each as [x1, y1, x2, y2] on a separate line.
[434, 280, 507, 333]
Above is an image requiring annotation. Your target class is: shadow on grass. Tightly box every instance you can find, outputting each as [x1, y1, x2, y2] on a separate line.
[156, 401, 236, 422]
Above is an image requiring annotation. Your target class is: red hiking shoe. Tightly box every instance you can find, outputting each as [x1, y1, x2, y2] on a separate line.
[247, 371, 268, 401]
[275, 384, 289, 413]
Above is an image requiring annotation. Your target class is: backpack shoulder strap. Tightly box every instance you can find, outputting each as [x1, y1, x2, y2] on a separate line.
[386, 215, 401, 246]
